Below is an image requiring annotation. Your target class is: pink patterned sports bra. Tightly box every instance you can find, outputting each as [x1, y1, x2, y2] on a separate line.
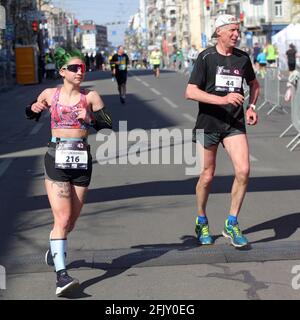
[50, 87, 90, 130]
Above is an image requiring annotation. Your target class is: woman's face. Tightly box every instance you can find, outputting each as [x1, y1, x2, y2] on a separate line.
[60, 57, 86, 84]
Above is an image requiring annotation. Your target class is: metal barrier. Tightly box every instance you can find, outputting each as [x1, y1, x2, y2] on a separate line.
[243, 81, 249, 101]
[257, 67, 284, 115]
[280, 84, 300, 151]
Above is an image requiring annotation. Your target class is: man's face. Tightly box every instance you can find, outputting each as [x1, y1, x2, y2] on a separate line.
[218, 23, 240, 48]
[118, 47, 124, 55]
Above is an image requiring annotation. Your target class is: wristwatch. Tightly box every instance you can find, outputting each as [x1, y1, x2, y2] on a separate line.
[248, 104, 256, 111]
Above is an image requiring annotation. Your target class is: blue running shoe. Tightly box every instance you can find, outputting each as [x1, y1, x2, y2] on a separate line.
[222, 219, 249, 247]
[56, 270, 79, 297]
[195, 218, 213, 245]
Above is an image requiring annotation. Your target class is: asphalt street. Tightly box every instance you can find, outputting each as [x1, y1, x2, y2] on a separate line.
[0, 68, 300, 300]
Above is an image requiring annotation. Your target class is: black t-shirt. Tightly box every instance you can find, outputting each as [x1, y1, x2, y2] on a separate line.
[112, 53, 129, 74]
[286, 48, 297, 65]
[189, 46, 256, 132]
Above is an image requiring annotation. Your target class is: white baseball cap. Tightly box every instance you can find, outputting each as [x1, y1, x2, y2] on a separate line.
[212, 14, 240, 38]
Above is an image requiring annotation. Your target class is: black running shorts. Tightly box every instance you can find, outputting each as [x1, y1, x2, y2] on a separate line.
[115, 71, 127, 85]
[44, 142, 92, 187]
[194, 130, 246, 148]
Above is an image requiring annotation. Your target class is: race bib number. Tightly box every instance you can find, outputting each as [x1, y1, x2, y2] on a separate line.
[215, 66, 243, 93]
[55, 141, 88, 170]
[119, 57, 127, 70]
[119, 63, 126, 71]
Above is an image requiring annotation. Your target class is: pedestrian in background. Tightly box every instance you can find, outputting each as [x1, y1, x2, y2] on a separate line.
[150, 47, 162, 78]
[265, 42, 278, 66]
[187, 45, 199, 76]
[111, 46, 130, 104]
[95, 51, 105, 71]
[286, 43, 297, 74]
[252, 42, 261, 74]
[256, 50, 267, 78]
[85, 53, 90, 72]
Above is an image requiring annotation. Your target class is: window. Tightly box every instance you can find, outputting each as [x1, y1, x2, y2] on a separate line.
[274, 1, 283, 17]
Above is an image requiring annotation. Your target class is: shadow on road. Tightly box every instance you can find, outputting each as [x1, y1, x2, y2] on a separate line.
[243, 212, 300, 244]
[65, 235, 199, 299]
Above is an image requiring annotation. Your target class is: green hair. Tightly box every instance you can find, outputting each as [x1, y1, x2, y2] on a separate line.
[54, 47, 85, 70]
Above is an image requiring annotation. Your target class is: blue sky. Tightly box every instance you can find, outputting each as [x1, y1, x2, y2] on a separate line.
[52, 0, 139, 46]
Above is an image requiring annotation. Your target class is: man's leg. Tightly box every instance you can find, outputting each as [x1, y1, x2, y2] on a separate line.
[196, 143, 218, 216]
[195, 142, 218, 245]
[222, 133, 250, 247]
[223, 134, 250, 217]
[121, 83, 126, 97]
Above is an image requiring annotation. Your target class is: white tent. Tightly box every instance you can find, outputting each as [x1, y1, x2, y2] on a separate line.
[272, 23, 300, 70]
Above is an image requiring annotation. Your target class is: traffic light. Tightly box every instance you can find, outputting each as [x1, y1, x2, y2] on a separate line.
[205, 0, 210, 10]
[32, 21, 38, 33]
[240, 12, 244, 26]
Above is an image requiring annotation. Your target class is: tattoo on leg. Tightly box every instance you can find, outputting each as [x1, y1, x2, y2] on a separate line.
[52, 182, 71, 198]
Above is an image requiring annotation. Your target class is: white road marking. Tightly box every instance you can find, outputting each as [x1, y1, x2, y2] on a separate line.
[250, 154, 258, 162]
[0, 147, 48, 159]
[29, 123, 44, 135]
[135, 77, 142, 82]
[0, 159, 13, 178]
[182, 113, 195, 123]
[150, 88, 161, 96]
[142, 81, 149, 87]
[163, 97, 179, 109]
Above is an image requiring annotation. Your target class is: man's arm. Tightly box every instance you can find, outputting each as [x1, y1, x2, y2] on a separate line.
[246, 78, 260, 125]
[247, 78, 260, 110]
[185, 84, 244, 107]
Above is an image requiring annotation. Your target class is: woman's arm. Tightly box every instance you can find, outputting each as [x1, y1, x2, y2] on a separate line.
[88, 90, 112, 130]
[25, 88, 52, 120]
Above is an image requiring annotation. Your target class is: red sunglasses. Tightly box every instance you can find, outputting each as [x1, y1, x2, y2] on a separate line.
[63, 64, 86, 73]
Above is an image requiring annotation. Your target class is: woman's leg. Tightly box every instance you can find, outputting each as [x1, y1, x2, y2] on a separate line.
[45, 179, 72, 270]
[45, 179, 80, 296]
[68, 185, 88, 233]
[45, 180, 73, 239]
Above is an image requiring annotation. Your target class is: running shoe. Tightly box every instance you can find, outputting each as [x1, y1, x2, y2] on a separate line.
[195, 217, 213, 245]
[120, 96, 126, 104]
[222, 219, 249, 247]
[56, 270, 79, 297]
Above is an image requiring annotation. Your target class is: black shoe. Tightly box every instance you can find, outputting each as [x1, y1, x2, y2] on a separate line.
[120, 96, 126, 104]
[45, 249, 54, 267]
[56, 270, 79, 297]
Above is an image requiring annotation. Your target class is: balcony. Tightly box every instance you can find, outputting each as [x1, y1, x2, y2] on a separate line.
[245, 16, 266, 28]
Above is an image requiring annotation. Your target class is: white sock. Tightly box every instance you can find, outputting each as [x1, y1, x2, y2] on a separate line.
[50, 239, 67, 272]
